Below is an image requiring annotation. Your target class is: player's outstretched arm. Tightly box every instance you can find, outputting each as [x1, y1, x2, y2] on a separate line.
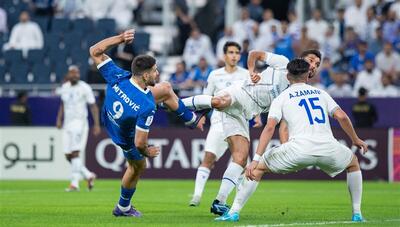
[89, 29, 135, 66]
[333, 108, 368, 154]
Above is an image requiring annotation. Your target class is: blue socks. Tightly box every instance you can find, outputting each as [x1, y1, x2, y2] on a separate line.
[174, 99, 195, 124]
[118, 186, 136, 207]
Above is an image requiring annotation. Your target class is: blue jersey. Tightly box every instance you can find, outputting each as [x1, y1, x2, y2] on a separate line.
[98, 58, 156, 154]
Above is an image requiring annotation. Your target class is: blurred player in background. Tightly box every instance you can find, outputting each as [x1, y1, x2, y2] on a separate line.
[90, 29, 204, 217]
[217, 59, 368, 222]
[56, 65, 100, 192]
[189, 41, 262, 206]
[184, 49, 321, 215]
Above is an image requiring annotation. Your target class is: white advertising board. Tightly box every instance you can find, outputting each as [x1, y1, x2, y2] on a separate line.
[0, 127, 70, 179]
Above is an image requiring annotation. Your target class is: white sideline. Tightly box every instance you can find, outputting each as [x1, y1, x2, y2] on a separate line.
[235, 219, 400, 227]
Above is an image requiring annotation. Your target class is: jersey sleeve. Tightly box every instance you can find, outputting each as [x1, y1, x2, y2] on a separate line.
[203, 71, 215, 95]
[97, 58, 131, 84]
[136, 107, 156, 132]
[268, 97, 283, 122]
[322, 90, 340, 117]
[264, 52, 289, 70]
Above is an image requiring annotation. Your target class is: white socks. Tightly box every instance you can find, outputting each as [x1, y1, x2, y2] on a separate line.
[71, 157, 93, 187]
[216, 162, 244, 204]
[193, 167, 211, 198]
[230, 178, 259, 214]
[71, 157, 82, 188]
[181, 95, 212, 111]
[347, 170, 363, 214]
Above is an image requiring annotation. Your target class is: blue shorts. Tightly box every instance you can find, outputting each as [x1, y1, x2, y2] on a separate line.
[121, 147, 145, 161]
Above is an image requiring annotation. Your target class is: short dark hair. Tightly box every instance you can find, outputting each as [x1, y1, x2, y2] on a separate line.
[300, 49, 322, 60]
[287, 58, 310, 79]
[223, 41, 241, 54]
[131, 55, 156, 76]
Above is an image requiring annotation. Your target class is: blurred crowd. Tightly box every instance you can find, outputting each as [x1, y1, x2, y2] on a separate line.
[171, 0, 400, 97]
[0, 0, 399, 98]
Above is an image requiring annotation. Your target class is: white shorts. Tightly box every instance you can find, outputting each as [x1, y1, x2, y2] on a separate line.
[221, 111, 250, 142]
[262, 139, 354, 177]
[62, 120, 89, 154]
[204, 121, 229, 160]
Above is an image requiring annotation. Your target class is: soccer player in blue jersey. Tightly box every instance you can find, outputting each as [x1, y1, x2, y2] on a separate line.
[90, 29, 204, 217]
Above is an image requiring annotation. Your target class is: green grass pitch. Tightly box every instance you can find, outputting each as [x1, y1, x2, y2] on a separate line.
[1, 180, 399, 226]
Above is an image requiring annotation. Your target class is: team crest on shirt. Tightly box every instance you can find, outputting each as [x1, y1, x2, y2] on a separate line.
[145, 116, 154, 126]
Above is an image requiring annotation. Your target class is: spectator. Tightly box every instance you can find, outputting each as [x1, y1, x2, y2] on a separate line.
[352, 87, 377, 128]
[375, 42, 400, 76]
[30, 0, 56, 17]
[259, 9, 281, 39]
[188, 57, 213, 94]
[54, 0, 85, 19]
[382, 10, 400, 43]
[349, 41, 374, 74]
[238, 39, 250, 69]
[293, 26, 317, 57]
[373, 0, 392, 19]
[368, 26, 385, 55]
[109, 0, 138, 30]
[353, 59, 382, 95]
[247, 0, 263, 23]
[273, 21, 294, 60]
[0, 7, 7, 34]
[338, 26, 359, 63]
[4, 11, 44, 57]
[216, 27, 240, 63]
[390, 0, 400, 19]
[344, 0, 367, 37]
[321, 24, 340, 63]
[254, 24, 275, 52]
[182, 27, 215, 69]
[327, 70, 353, 97]
[318, 58, 334, 88]
[287, 11, 301, 40]
[169, 61, 191, 92]
[9, 91, 32, 126]
[112, 42, 134, 70]
[363, 6, 380, 41]
[232, 8, 257, 47]
[83, 0, 113, 20]
[175, 0, 193, 54]
[305, 9, 328, 45]
[333, 8, 346, 41]
[370, 74, 399, 97]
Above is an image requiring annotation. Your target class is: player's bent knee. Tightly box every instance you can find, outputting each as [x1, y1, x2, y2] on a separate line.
[346, 155, 361, 172]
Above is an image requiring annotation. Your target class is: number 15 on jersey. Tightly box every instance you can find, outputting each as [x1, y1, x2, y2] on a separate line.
[298, 97, 326, 125]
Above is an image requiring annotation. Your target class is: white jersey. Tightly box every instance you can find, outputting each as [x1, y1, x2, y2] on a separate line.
[58, 81, 96, 125]
[240, 52, 289, 118]
[204, 66, 249, 124]
[268, 83, 339, 144]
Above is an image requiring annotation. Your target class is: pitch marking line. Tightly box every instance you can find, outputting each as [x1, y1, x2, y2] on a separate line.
[236, 219, 400, 227]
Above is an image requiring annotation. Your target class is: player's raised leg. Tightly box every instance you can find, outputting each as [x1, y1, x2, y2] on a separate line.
[181, 92, 232, 112]
[113, 158, 146, 217]
[346, 155, 364, 222]
[150, 82, 205, 129]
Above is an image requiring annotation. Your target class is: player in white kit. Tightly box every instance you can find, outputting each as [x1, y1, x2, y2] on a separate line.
[216, 59, 368, 222]
[189, 41, 262, 206]
[56, 65, 101, 192]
